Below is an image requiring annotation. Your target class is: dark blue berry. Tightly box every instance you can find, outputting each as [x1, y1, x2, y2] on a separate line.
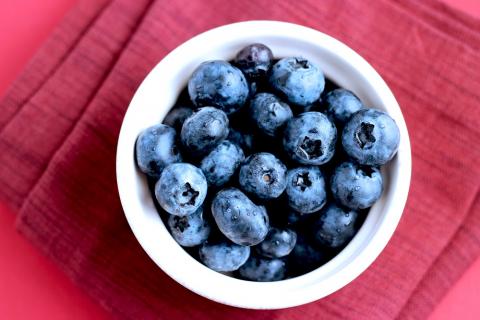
[286, 166, 327, 214]
[188, 61, 249, 114]
[238, 152, 287, 199]
[200, 141, 245, 187]
[238, 256, 286, 281]
[313, 203, 359, 248]
[342, 108, 400, 166]
[163, 105, 193, 132]
[257, 228, 297, 258]
[323, 89, 363, 125]
[199, 240, 250, 272]
[135, 124, 182, 178]
[249, 93, 293, 137]
[180, 107, 229, 156]
[234, 43, 273, 81]
[269, 57, 325, 107]
[283, 112, 337, 165]
[167, 206, 211, 247]
[286, 209, 306, 226]
[289, 234, 327, 275]
[227, 127, 254, 154]
[155, 163, 207, 216]
[211, 188, 269, 246]
[248, 81, 258, 99]
[330, 162, 383, 210]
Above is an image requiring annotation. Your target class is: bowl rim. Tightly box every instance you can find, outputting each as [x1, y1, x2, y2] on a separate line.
[116, 20, 412, 309]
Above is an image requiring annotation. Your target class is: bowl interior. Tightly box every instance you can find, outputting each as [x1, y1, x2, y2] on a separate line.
[116, 21, 411, 309]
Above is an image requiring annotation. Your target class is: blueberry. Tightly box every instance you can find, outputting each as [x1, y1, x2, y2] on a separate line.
[198, 240, 250, 272]
[283, 112, 337, 165]
[286, 209, 306, 226]
[257, 228, 297, 258]
[135, 124, 182, 178]
[238, 152, 287, 199]
[211, 188, 269, 246]
[342, 108, 400, 166]
[289, 234, 327, 274]
[163, 105, 193, 131]
[330, 162, 383, 210]
[234, 43, 274, 81]
[286, 166, 327, 214]
[167, 206, 211, 247]
[200, 141, 245, 187]
[323, 89, 363, 125]
[227, 128, 254, 154]
[238, 256, 286, 281]
[188, 60, 249, 114]
[155, 163, 207, 216]
[180, 107, 229, 156]
[313, 203, 359, 248]
[249, 93, 293, 137]
[269, 57, 325, 107]
[248, 81, 258, 99]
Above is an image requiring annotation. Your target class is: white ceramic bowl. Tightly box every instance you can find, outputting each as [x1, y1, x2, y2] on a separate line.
[116, 21, 411, 309]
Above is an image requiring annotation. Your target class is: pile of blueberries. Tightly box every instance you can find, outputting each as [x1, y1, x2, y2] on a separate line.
[135, 43, 400, 281]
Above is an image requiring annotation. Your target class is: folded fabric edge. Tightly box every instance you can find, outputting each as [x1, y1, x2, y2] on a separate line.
[394, 0, 480, 51]
[0, 0, 152, 211]
[396, 188, 480, 319]
[419, 0, 480, 29]
[0, 0, 110, 131]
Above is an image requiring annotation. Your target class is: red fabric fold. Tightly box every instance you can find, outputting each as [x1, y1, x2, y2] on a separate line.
[0, 0, 150, 208]
[0, 0, 109, 130]
[0, 0, 479, 319]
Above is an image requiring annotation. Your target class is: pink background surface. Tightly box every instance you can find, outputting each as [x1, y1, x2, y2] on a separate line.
[0, 0, 479, 319]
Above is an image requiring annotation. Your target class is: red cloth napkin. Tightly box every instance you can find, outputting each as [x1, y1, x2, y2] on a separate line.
[1, 0, 479, 319]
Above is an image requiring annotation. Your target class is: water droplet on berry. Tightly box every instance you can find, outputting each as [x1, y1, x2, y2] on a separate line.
[355, 186, 360, 191]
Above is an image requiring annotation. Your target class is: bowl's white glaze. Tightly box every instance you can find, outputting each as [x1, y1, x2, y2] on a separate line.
[116, 21, 411, 309]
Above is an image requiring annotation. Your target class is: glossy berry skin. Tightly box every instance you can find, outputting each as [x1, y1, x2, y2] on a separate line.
[286, 166, 327, 214]
[249, 93, 293, 137]
[200, 141, 245, 187]
[342, 108, 400, 166]
[135, 124, 182, 178]
[313, 203, 359, 248]
[234, 43, 274, 81]
[238, 153, 287, 199]
[269, 57, 325, 107]
[238, 256, 286, 282]
[211, 188, 269, 246]
[283, 112, 337, 165]
[162, 105, 193, 132]
[323, 89, 363, 125]
[180, 107, 229, 156]
[199, 241, 250, 272]
[330, 162, 383, 210]
[188, 60, 249, 114]
[167, 207, 211, 247]
[257, 228, 297, 258]
[155, 163, 207, 216]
